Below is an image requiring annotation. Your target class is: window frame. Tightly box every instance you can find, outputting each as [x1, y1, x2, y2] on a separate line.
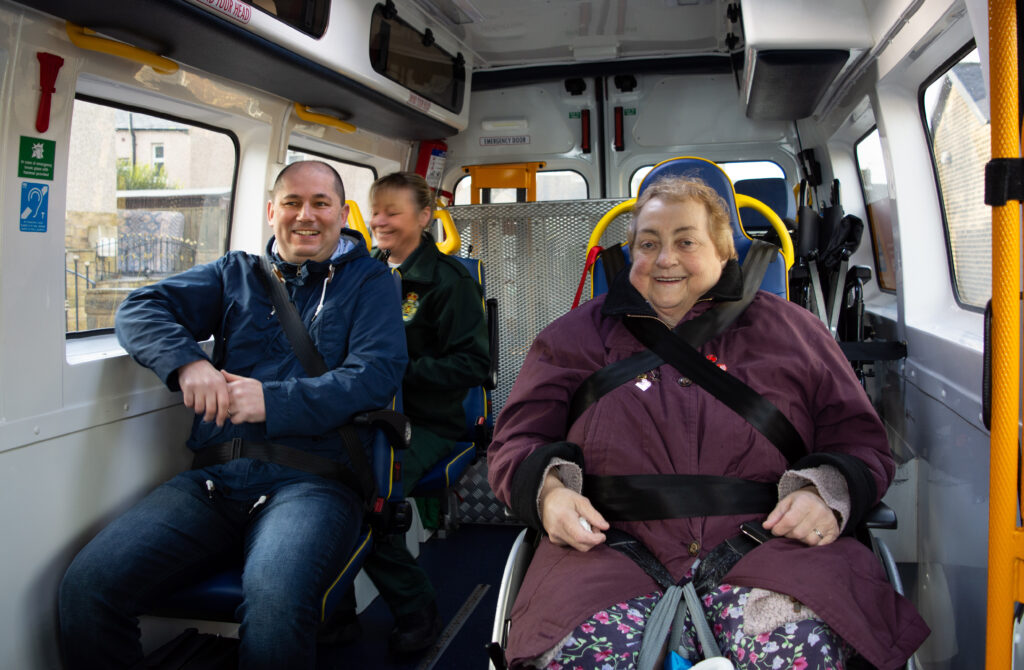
[284, 144, 378, 211]
[451, 169, 590, 205]
[66, 94, 240, 339]
[853, 125, 898, 295]
[628, 160, 788, 198]
[918, 40, 987, 313]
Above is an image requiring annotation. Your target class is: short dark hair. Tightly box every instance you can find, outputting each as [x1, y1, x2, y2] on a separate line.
[272, 160, 346, 202]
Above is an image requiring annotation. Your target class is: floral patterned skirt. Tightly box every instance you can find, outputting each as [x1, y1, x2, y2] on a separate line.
[538, 584, 853, 670]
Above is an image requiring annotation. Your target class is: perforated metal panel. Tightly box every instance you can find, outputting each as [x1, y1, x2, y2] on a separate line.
[450, 198, 629, 416]
[448, 199, 630, 523]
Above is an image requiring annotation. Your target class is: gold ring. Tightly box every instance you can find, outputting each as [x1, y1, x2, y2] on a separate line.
[813, 528, 824, 539]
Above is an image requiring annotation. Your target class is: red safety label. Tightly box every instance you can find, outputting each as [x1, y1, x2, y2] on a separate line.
[196, 0, 252, 24]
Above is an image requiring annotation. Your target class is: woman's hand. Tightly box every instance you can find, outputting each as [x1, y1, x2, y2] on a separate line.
[539, 470, 610, 552]
[762, 486, 839, 546]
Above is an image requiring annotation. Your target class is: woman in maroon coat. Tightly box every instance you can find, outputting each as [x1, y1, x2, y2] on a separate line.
[488, 177, 928, 669]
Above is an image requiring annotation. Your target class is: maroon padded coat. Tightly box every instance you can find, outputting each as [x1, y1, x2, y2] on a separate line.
[488, 269, 928, 669]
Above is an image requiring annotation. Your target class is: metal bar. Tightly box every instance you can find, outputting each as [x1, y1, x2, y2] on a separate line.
[415, 583, 490, 670]
[986, 0, 1021, 667]
[73, 257, 80, 331]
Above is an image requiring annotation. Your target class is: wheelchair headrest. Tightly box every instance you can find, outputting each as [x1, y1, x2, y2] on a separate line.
[637, 156, 745, 246]
[589, 157, 789, 300]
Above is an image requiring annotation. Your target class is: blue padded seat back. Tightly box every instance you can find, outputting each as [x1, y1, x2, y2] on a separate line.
[592, 157, 788, 299]
[450, 256, 491, 440]
[733, 177, 795, 233]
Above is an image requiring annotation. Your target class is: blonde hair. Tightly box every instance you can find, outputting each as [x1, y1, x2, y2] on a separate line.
[371, 172, 433, 212]
[628, 176, 737, 261]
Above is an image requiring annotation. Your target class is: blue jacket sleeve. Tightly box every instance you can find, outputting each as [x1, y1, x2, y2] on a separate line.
[115, 258, 229, 391]
[262, 267, 408, 436]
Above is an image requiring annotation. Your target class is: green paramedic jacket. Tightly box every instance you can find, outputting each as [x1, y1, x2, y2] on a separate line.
[374, 233, 490, 441]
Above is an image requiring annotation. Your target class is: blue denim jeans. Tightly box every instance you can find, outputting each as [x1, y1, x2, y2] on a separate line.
[59, 459, 364, 670]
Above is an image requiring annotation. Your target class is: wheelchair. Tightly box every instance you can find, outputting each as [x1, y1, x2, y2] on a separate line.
[489, 157, 913, 670]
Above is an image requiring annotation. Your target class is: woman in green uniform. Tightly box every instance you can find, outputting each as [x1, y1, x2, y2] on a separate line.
[342, 172, 490, 654]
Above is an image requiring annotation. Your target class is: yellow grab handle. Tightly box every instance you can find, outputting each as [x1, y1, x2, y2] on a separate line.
[293, 103, 356, 134]
[587, 199, 636, 257]
[66, 23, 178, 74]
[986, 1, 1022, 669]
[735, 194, 795, 270]
[435, 209, 461, 255]
[345, 200, 371, 251]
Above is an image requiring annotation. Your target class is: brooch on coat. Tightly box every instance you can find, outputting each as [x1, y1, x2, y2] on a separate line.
[401, 292, 420, 322]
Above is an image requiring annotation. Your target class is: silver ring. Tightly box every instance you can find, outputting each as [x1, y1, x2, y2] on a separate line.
[813, 528, 824, 540]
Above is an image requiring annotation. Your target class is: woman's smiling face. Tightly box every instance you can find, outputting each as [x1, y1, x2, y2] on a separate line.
[628, 197, 727, 326]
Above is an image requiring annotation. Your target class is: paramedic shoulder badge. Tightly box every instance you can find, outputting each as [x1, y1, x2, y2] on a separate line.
[402, 292, 420, 322]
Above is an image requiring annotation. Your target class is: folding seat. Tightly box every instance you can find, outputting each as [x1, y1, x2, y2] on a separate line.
[408, 254, 499, 536]
[148, 410, 412, 642]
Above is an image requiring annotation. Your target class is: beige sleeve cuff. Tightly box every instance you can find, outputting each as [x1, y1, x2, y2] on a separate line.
[535, 458, 584, 520]
[778, 464, 851, 533]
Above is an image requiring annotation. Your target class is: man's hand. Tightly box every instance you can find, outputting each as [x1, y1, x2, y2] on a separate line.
[762, 486, 840, 546]
[221, 370, 266, 424]
[539, 470, 609, 552]
[177, 359, 230, 426]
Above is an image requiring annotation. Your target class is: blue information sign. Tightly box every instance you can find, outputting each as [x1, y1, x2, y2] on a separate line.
[20, 182, 49, 233]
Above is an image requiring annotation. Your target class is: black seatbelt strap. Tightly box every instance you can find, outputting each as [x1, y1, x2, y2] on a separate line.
[568, 240, 777, 426]
[254, 255, 376, 503]
[584, 474, 778, 521]
[624, 316, 805, 465]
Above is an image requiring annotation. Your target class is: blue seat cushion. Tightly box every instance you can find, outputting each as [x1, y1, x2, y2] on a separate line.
[409, 443, 475, 496]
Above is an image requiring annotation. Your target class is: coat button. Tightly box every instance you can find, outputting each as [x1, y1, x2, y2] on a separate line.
[678, 377, 692, 387]
[688, 541, 700, 556]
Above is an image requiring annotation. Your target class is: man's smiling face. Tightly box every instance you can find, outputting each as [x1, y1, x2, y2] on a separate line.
[267, 162, 349, 264]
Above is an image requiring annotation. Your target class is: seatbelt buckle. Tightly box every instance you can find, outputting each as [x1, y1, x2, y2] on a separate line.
[230, 437, 242, 460]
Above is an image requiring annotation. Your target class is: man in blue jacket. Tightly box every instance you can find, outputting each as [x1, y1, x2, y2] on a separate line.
[58, 161, 407, 670]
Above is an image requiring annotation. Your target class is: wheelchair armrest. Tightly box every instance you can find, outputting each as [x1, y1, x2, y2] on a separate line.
[353, 409, 411, 449]
[862, 501, 897, 530]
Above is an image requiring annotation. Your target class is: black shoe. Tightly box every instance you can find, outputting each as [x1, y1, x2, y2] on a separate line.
[387, 601, 443, 655]
[319, 609, 362, 646]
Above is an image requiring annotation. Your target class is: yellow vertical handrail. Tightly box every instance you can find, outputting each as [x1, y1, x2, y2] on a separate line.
[346, 200, 371, 251]
[435, 209, 462, 255]
[986, 1, 1022, 668]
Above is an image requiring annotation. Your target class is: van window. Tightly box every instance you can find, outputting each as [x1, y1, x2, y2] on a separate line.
[629, 161, 785, 196]
[65, 98, 237, 334]
[244, 0, 329, 38]
[854, 128, 897, 291]
[452, 170, 588, 204]
[286, 149, 376, 217]
[922, 46, 990, 309]
[369, 3, 465, 113]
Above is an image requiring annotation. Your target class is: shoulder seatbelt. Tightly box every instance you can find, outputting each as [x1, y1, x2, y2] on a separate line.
[568, 239, 777, 426]
[254, 255, 377, 504]
[624, 316, 806, 465]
